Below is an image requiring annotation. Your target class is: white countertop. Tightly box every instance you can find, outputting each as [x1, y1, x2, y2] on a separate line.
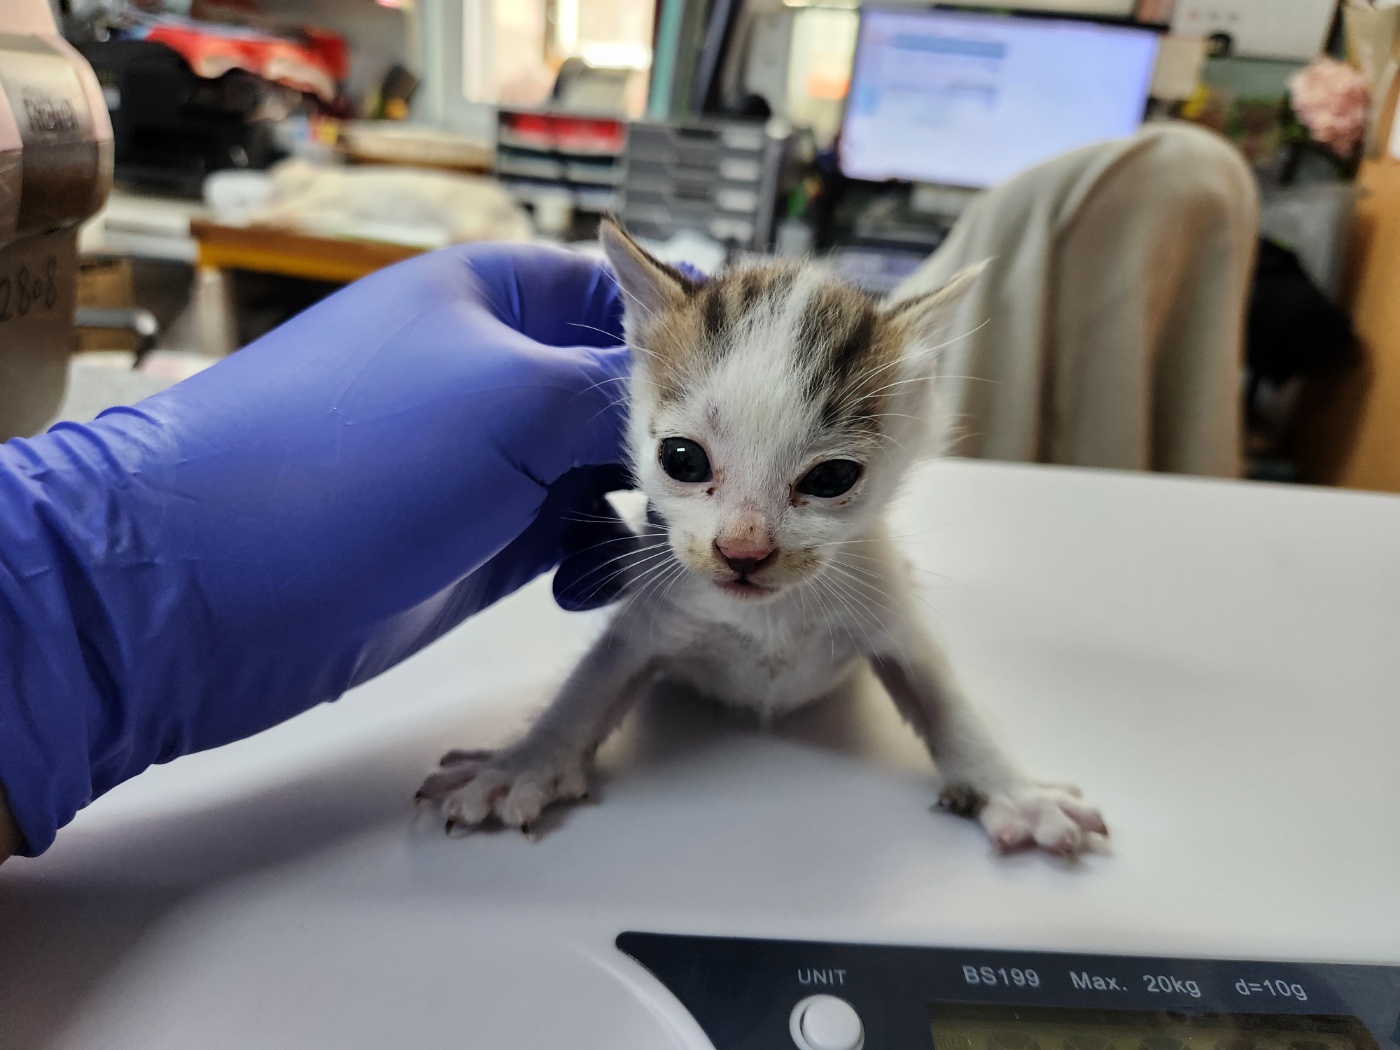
[3, 460, 1398, 1049]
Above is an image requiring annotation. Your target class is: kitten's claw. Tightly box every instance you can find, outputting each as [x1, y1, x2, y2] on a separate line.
[440, 748, 494, 767]
[936, 782, 986, 818]
[947, 782, 1107, 858]
[445, 817, 475, 838]
[420, 748, 593, 837]
[416, 754, 488, 803]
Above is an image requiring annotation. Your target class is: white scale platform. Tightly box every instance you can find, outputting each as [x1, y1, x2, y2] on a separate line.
[3, 460, 1398, 1048]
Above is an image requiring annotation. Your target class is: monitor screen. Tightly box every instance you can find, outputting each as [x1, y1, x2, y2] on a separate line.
[928, 1003, 1379, 1050]
[841, 8, 1160, 189]
[930, 0, 1137, 14]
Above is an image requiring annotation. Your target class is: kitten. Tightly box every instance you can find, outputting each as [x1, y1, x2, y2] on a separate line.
[417, 221, 1107, 856]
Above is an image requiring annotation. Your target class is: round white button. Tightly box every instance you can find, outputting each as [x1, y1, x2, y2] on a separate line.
[791, 994, 864, 1050]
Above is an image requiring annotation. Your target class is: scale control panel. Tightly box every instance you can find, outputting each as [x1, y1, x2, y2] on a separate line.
[618, 933, 1400, 1050]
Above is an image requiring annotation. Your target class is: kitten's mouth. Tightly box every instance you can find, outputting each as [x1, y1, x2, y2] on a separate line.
[715, 577, 778, 599]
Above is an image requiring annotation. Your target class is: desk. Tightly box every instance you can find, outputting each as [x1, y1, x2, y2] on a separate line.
[3, 461, 1398, 1048]
[186, 219, 426, 355]
[190, 219, 424, 285]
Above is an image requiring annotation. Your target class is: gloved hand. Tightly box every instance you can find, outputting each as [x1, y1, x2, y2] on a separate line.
[0, 242, 635, 856]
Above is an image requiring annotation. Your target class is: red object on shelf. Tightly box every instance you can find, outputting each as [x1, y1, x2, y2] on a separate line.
[553, 118, 626, 153]
[140, 19, 345, 101]
[501, 112, 626, 153]
[505, 113, 557, 147]
[299, 26, 349, 82]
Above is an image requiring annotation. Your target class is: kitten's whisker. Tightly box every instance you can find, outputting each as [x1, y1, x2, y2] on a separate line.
[625, 546, 683, 603]
[650, 561, 691, 636]
[563, 539, 671, 580]
[822, 567, 905, 638]
[608, 282, 691, 374]
[815, 572, 880, 659]
[617, 561, 675, 622]
[568, 546, 677, 606]
[827, 550, 956, 586]
[826, 552, 950, 624]
[820, 562, 887, 620]
[929, 373, 999, 386]
[823, 556, 898, 586]
[820, 550, 890, 568]
[563, 321, 656, 355]
[560, 510, 634, 526]
[623, 557, 687, 642]
[819, 525, 948, 545]
[557, 537, 666, 579]
[830, 320, 989, 415]
[577, 373, 633, 390]
[839, 323, 994, 409]
[572, 378, 633, 405]
[580, 393, 636, 430]
[569, 537, 667, 570]
[610, 283, 662, 326]
[854, 374, 944, 398]
[847, 365, 998, 407]
[795, 573, 813, 633]
[562, 325, 686, 402]
[798, 572, 841, 662]
[865, 411, 926, 425]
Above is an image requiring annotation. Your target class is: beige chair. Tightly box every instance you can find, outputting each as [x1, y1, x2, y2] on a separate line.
[895, 122, 1259, 478]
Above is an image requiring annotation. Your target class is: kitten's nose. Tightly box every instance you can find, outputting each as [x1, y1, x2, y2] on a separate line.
[716, 541, 777, 577]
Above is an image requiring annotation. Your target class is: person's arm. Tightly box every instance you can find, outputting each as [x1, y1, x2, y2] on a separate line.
[0, 242, 635, 859]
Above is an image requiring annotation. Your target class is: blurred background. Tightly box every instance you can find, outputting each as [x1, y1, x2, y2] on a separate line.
[7, 0, 1400, 490]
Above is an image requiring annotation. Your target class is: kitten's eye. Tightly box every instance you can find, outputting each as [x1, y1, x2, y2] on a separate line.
[796, 459, 862, 498]
[658, 437, 713, 483]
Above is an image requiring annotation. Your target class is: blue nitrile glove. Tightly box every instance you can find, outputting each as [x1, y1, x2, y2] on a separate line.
[0, 242, 637, 857]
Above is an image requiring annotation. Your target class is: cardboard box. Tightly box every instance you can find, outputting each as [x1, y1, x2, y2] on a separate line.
[76, 256, 139, 352]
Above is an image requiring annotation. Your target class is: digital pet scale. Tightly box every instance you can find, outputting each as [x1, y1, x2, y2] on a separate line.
[3, 461, 1399, 1049]
[617, 933, 1400, 1050]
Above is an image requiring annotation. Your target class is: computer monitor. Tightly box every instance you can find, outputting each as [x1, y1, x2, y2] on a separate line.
[841, 8, 1161, 189]
[934, 0, 1137, 14]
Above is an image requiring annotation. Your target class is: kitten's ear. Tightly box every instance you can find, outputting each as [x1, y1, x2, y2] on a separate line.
[600, 218, 693, 321]
[882, 261, 988, 373]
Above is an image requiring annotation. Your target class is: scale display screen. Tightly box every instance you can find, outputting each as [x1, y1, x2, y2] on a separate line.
[930, 1005, 1380, 1050]
[617, 932, 1400, 1050]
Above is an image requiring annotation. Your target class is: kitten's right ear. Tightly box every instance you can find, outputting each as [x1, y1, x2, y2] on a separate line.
[600, 218, 693, 321]
[882, 261, 987, 371]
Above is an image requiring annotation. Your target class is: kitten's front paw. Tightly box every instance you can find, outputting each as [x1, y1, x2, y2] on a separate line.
[415, 747, 592, 836]
[940, 781, 1107, 857]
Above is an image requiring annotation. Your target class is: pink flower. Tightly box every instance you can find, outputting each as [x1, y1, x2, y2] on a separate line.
[1289, 58, 1371, 158]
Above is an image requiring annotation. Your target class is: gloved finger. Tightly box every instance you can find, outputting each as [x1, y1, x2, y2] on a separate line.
[460, 336, 632, 484]
[553, 463, 639, 611]
[454, 243, 626, 347]
[670, 260, 709, 284]
[554, 519, 638, 612]
[333, 464, 633, 691]
[425, 463, 625, 621]
[555, 342, 633, 474]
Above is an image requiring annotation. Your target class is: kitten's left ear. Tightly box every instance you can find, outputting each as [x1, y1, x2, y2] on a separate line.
[882, 261, 988, 372]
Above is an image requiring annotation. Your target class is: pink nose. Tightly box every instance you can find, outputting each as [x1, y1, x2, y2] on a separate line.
[715, 541, 777, 577]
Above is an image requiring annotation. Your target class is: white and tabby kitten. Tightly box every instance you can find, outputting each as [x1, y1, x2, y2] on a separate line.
[418, 221, 1107, 856]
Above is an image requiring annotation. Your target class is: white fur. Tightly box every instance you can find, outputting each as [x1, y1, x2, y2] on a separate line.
[418, 246, 1106, 857]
